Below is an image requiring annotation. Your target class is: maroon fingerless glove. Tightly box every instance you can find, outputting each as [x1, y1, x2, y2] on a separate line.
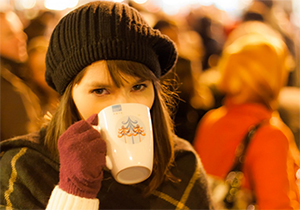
[58, 114, 106, 198]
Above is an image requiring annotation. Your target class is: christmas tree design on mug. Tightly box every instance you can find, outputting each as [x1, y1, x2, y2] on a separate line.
[117, 116, 146, 144]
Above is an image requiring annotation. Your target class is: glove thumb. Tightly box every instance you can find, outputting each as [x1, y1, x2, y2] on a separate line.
[86, 114, 98, 126]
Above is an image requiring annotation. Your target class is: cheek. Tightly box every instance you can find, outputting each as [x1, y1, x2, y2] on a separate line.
[72, 87, 110, 120]
[73, 96, 91, 120]
[75, 100, 107, 120]
[72, 86, 97, 120]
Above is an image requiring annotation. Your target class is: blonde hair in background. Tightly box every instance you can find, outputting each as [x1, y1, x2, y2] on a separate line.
[217, 21, 294, 110]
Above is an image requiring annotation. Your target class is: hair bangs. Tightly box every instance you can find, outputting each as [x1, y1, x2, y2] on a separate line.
[106, 60, 158, 87]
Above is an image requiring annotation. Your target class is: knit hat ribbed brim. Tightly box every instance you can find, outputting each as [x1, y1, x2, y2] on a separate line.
[45, 1, 178, 95]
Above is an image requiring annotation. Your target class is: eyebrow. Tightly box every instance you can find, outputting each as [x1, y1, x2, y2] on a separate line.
[86, 81, 112, 88]
[87, 78, 148, 88]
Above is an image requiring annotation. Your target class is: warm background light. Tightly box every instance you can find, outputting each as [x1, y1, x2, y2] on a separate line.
[44, 0, 79, 10]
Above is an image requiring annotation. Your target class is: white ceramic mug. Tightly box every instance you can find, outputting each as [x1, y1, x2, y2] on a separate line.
[93, 103, 153, 184]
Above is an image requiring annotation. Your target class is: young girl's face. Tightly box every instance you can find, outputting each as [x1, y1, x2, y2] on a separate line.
[72, 60, 155, 120]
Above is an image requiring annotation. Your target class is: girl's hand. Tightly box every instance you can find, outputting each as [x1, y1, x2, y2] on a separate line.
[57, 114, 106, 198]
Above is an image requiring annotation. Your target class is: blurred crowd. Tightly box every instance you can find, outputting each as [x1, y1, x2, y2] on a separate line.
[0, 8, 60, 140]
[133, 0, 300, 148]
[1, 0, 299, 146]
[1, 0, 300, 208]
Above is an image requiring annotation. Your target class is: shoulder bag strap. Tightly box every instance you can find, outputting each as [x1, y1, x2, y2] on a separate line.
[230, 121, 266, 172]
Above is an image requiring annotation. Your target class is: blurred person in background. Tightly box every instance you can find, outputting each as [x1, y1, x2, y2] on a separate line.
[241, 0, 300, 148]
[185, 9, 225, 72]
[24, 10, 57, 43]
[193, 21, 300, 209]
[153, 19, 204, 144]
[0, 10, 41, 141]
[26, 36, 59, 115]
[242, 0, 297, 86]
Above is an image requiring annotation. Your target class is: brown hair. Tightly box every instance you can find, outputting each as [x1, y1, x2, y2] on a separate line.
[44, 60, 178, 195]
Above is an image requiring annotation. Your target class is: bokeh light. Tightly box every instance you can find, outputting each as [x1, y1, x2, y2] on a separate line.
[44, 0, 79, 10]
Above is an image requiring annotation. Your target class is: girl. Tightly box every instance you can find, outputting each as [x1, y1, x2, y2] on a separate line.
[0, 1, 212, 209]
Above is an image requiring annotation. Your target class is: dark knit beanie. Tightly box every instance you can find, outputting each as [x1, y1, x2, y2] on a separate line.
[45, 1, 178, 95]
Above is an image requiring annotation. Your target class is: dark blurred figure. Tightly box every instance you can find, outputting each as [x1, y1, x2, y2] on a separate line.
[153, 19, 204, 143]
[195, 17, 223, 71]
[242, 0, 272, 22]
[186, 10, 224, 71]
[24, 11, 56, 43]
[0, 10, 41, 141]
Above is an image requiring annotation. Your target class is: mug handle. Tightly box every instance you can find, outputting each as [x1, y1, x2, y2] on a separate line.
[93, 125, 113, 170]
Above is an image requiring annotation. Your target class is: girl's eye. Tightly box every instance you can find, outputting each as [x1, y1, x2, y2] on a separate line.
[91, 88, 109, 95]
[132, 84, 147, 91]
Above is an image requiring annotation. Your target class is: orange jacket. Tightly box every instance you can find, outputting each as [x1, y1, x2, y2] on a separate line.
[193, 102, 300, 209]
